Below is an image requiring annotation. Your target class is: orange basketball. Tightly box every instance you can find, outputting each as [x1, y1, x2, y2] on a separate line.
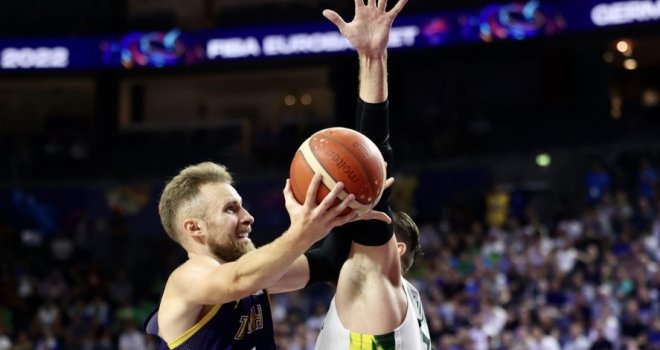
[289, 127, 386, 216]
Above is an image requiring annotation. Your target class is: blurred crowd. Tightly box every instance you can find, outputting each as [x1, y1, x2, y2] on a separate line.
[0, 155, 658, 350]
[0, 207, 177, 350]
[417, 188, 660, 348]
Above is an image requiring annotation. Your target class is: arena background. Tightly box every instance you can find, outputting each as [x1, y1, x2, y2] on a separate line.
[0, 0, 659, 349]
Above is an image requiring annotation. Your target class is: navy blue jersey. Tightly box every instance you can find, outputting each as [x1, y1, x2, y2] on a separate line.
[145, 290, 275, 350]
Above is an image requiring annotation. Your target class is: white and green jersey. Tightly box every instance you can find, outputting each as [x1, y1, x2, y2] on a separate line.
[314, 279, 432, 350]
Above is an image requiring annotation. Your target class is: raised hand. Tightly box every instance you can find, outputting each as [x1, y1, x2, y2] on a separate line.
[323, 0, 408, 57]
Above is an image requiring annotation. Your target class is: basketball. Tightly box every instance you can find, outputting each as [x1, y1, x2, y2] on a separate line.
[289, 127, 386, 216]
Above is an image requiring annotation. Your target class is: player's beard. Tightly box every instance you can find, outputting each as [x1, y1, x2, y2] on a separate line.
[209, 236, 256, 262]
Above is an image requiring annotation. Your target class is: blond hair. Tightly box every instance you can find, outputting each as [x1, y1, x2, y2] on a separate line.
[158, 162, 232, 242]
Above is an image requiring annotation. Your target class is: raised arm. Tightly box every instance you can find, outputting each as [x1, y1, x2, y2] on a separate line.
[324, 0, 410, 336]
[268, 0, 409, 297]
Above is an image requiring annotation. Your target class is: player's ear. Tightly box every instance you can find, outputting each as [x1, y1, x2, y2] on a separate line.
[183, 219, 203, 238]
[396, 241, 407, 257]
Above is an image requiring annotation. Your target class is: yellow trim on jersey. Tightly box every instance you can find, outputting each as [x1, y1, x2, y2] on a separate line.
[167, 305, 221, 349]
[349, 331, 396, 350]
[265, 290, 273, 315]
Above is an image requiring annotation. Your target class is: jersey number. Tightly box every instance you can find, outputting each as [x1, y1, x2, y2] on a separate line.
[234, 305, 264, 340]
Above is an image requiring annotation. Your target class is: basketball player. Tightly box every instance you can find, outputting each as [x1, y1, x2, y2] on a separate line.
[314, 0, 433, 348]
[144, 163, 391, 350]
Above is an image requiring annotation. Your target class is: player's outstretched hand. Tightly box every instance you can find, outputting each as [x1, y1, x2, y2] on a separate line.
[323, 0, 408, 57]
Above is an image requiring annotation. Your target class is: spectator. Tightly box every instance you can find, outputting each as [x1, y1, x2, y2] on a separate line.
[485, 183, 510, 228]
[50, 232, 75, 262]
[589, 327, 614, 349]
[637, 158, 658, 200]
[620, 300, 647, 345]
[613, 191, 634, 228]
[539, 329, 561, 350]
[85, 294, 110, 326]
[0, 323, 11, 350]
[585, 161, 611, 205]
[564, 322, 592, 350]
[39, 270, 68, 301]
[35, 299, 61, 330]
[118, 321, 147, 350]
[477, 296, 507, 338]
[34, 327, 60, 350]
[12, 331, 33, 350]
[647, 318, 660, 348]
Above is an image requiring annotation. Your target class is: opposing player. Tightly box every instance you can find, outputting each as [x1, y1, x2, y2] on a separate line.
[314, 0, 433, 348]
[144, 162, 390, 349]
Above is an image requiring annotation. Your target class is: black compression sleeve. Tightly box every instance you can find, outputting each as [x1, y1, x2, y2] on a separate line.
[303, 229, 352, 286]
[349, 98, 395, 246]
[355, 99, 393, 169]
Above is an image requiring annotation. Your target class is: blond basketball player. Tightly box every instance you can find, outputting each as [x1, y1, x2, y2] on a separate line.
[145, 167, 392, 350]
[314, 0, 433, 348]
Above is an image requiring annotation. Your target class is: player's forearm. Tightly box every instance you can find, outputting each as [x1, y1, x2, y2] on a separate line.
[230, 229, 315, 293]
[358, 54, 388, 104]
[267, 255, 311, 294]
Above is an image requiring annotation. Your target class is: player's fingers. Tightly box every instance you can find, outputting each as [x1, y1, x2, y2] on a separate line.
[387, 0, 408, 17]
[378, 0, 388, 11]
[367, 0, 376, 8]
[323, 10, 347, 33]
[383, 177, 395, 190]
[354, 0, 366, 8]
[317, 181, 345, 212]
[283, 178, 292, 196]
[332, 193, 355, 216]
[304, 174, 323, 207]
[283, 179, 298, 210]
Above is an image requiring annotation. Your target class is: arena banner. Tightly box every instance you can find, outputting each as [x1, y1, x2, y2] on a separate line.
[1, 0, 659, 71]
[0, 38, 102, 70]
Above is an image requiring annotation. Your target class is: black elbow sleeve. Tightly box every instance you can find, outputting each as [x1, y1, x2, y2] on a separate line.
[356, 99, 390, 146]
[351, 98, 395, 246]
[356, 98, 394, 174]
[304, 230, 352, 287]
[349, 205, 394, 246]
